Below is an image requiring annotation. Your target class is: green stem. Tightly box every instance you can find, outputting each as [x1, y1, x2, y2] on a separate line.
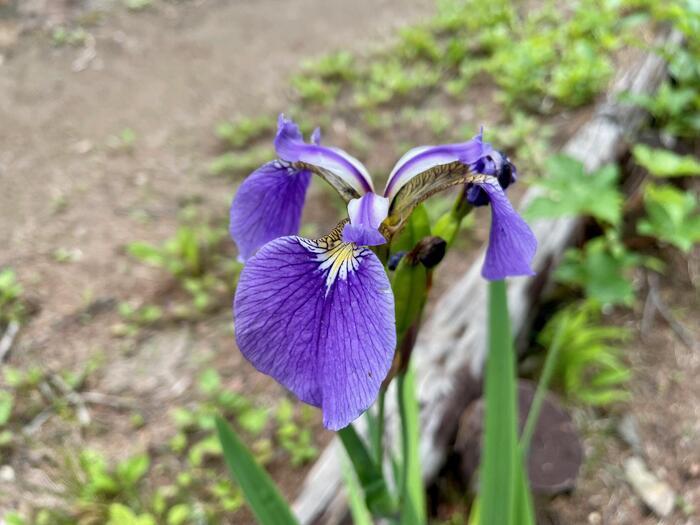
[372, 388, 387, 464]
[520, 316, 566, 456]
[397, 368, 425, 525]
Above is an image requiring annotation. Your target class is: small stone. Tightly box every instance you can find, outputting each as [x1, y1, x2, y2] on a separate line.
[617, 414, 642, 452]
[688, 463, 700, 478]
[624, 456, 676, 517]
[0, 465, 15, 482]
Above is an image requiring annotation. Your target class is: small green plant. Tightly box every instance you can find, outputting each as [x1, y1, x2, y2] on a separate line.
[275, 399, 318, 466]
[216, 117, 274, 149]
[208, 146, 273, 175]
[526, 155, 623, 226]
[107, 504, 155, 525]
[113, 302, 163, 337]
[108, 128, 137, 150]
[0, 268, 26, 326]
[54, 449, 151, 522]
[632, 144, 700, 177]
[637, 183, 700, 252]
[124, 0, 153, 11]
[300, 51, 356, 82]
[556, 236, 642, 306]
[539, 300, 631, 406]
[51, 26, 88, 47]
[548, 40, 613, 107]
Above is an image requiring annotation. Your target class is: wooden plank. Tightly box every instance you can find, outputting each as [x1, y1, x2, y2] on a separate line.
[292, 32, 679, 525]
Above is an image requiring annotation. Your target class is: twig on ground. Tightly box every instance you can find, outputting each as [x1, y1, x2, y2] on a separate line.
[640, 285, 656, 338]
[647, 273, 699, 351]
[23, 409, 52, 436]
[0, 320, 20, 363]
[81, 391, 137, 410]
[49, 374, 91, 427]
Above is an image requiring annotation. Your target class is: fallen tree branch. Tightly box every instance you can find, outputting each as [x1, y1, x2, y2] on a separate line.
[0, 320, 20, 363]
[293, 31, 680, 524]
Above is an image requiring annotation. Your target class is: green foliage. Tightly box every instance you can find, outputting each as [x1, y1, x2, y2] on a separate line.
[124, 0, 153, 11]
[292, 75, 340, 106]
[0, 268, 26, 326]
[0, 390, 14, 426]
[208, 146, 273, 175]
[539, 301, 631, 406]
[127, 222, 238, 313]
[526, 156, 623, 226]
[216, 116, 274, 148]
[216, 417, 300, 525]
[113, 302, 163, 336]
[300, 51, 356, 82]
[275, 399, 318, 466]
[623, 1, 700, 136]
[107, 504, 155, 525]
[548, 40, 613, 107]
[51, 26, 88, 47]
[638, 183, 700, 252]
[632, 144, 700, 177]
[556, 237, 641, 306]
[129, 225, 223, 279]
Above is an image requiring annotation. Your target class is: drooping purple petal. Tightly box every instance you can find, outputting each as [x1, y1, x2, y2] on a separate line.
[274, 114, 374, 196]
[342, 192, 389, 246]
[233, 234, 396, 430]
[229, 161, 311, 261]
[476, 178, 537, 280]
[384, 131, 492, 200]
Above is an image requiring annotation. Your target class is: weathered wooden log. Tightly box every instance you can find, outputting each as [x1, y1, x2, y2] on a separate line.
[292, 32, 679, 525]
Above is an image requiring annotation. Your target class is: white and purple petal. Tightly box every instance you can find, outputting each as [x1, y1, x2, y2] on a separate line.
[233, 232, 396, 430]
[274, 114, 374, 197]
[384, 132, 492, 200]
[229, 161, 311, 261]
[475, 178, 537, 280]
[342, 192, 389, 246]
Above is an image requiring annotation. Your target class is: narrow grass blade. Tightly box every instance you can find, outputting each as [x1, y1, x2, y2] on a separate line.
[398, 367, 426, 525]
[215, 417, 299, 525]
[521, 314, 566, 455]
[342, 456, 374, 525]
[481, 280, 517, 525]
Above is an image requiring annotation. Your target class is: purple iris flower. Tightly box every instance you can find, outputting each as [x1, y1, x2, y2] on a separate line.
[230, 115, 536, 430]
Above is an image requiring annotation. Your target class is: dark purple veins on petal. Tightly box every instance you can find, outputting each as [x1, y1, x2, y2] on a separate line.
[229, 161, 311, 261]
[233, 236, 396, 430]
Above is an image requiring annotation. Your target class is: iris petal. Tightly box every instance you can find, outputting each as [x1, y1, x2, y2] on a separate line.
[384, 131, 492, 200]
[233, 230, 396, 430]
[476, 179, 537, 280]
[342, 193, 389, 246]
[274, 114, 374, 199]
[229, 161, 311, 261]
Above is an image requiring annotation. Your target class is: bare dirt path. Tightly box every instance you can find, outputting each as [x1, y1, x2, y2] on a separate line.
[0, 0, 433, 515]
[0, 0, 432, 337]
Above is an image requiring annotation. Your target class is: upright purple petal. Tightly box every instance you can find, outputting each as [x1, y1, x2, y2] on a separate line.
[384, 131, 492, 200]
[233, 233, 396, 430]
[342, 192, 389, 246]
[476, 179, 537, 280]
[274, 114, 374, 196]
[229, 161, 311, 261]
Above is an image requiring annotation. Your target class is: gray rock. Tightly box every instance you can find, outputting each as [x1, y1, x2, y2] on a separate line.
[624, 456, 675, 517]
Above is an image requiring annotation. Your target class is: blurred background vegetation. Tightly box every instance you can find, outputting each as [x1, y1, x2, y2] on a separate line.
[0, 0, 698, 523]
